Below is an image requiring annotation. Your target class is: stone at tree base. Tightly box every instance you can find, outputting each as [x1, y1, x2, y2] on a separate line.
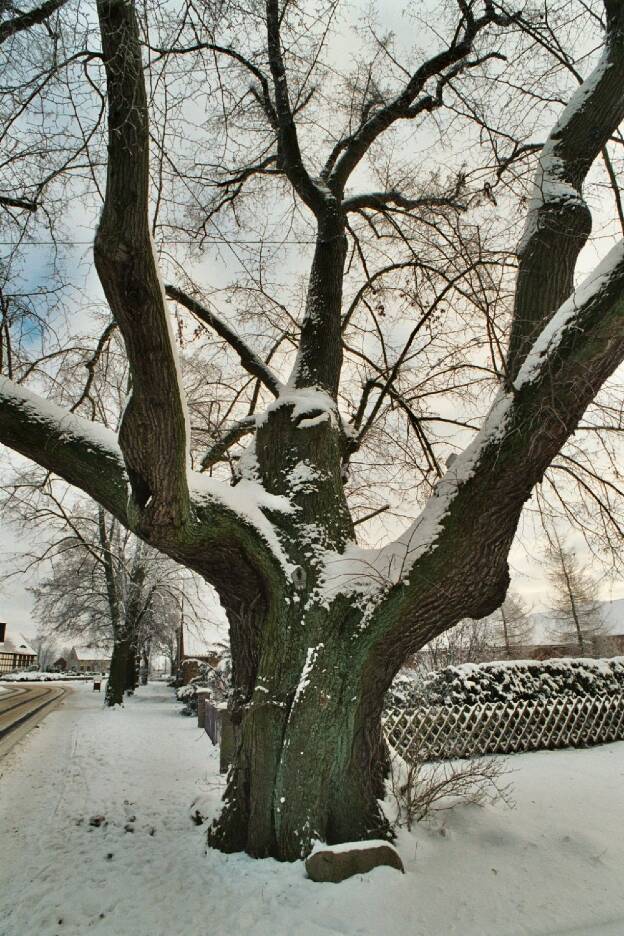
[305, 840, 404, 883]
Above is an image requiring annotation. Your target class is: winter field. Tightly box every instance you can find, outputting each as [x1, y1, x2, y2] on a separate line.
[1, 683, 624, 936]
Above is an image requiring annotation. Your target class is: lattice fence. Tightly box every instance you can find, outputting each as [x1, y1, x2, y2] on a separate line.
[383, 694, 624, 761]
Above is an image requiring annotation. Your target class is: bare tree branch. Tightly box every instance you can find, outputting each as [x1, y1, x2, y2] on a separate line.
[0, 194, 38, 211]
[325, 7, 511, 190]
[265, 0, 327, 214]
[375, 240, 624, 652]
[70, 322, 117, 416]
[200, 417, 257, 471]
[0, 0, 67, 45]
[165, 285, 281, 397]
[94, 0, 189, 528]
[0, 376, 128, 521]
[343, 187, 466, 215]
[507, 4, 624, 376]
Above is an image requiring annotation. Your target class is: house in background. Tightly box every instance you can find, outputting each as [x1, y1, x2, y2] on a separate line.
[67, 646, 111, 674]
[529, 597, 624, 659]
[177, 621, 227, 684]
[0, 622, 38, 674]
[415, 596, 624, 670]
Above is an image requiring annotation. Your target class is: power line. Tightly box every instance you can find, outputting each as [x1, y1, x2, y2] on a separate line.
[0, 238, 317, 247]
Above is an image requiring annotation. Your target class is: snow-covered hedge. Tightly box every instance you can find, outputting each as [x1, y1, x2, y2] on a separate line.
[389, 658, 624, 708]
[1, 671, 95, 683]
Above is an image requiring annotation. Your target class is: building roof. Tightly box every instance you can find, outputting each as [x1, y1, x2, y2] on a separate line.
[0, 632, 37, 657]
[72, 646, 112, 662]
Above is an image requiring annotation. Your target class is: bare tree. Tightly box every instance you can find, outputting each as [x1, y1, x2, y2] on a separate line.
[420, 593, 532, 667]
[3, 475, 196, 703]
[546, 536, 606, 655]
[420, 616, 497, 669]
[28, 630, 57, 672]
[0, 0, 623, 863]
[488, 593, 533, 658]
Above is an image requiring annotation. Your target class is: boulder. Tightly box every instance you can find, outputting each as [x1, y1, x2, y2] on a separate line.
[305, 840, 404, 883]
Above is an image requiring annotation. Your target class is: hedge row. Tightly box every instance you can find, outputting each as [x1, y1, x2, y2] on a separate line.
[389, 657, 624, 708]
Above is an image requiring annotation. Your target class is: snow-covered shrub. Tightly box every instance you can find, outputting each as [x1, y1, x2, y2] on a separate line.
[389, 671, 428, 707]
[199, 656, 231, 701]
[175, 654, 232, 715]
[388, 657, 624, 709]
[176, 682, 201, 715]
[176, 685, 197, 702]
[1, 671, 93, 682]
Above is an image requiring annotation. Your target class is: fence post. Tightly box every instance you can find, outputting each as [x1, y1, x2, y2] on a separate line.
[219, 708, 234, 774]
[197, 689, 211, 729]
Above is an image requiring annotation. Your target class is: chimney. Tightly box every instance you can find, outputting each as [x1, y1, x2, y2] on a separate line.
[0, 622, 5, 642]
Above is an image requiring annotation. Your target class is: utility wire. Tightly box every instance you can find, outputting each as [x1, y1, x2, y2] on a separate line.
[0, 238, 317, 246]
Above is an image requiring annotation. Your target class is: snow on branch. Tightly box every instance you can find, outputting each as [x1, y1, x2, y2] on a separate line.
[320, 238, 624, 612]
[319, 392, 512, 610]
[0, 376, 120, 455]
[508, 7, 624, 376]
[516, 45, 615, 259]
[188, 469, 295, 574]
[0, 379, 295, 577]
[516, 239, 624, 389]
[256, 386, 339, 429]
[0, 375, 128, 518]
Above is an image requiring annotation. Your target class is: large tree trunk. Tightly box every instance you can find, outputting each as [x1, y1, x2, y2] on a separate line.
[205, 393, 398, 861]
[124, 638, 138, 694]
[206, 361, 513, 860]
[106, 628, 130, 706]
[208, 604, 391, 860]
[139, 641, 150, 685]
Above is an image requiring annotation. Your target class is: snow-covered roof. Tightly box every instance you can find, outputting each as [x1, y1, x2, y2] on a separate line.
[72, 646, 111, 662]
[0, 632, 37, 657]
[182, 621, 227, 659]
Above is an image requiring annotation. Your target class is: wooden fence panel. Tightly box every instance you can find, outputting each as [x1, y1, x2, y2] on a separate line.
[383, 694, 624, 761]
[204, 702, 222, 746]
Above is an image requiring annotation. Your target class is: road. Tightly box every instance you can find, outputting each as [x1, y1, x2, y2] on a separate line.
[0, 682, 68, 758]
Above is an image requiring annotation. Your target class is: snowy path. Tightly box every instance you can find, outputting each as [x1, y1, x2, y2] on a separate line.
[1, 683, 624, 936]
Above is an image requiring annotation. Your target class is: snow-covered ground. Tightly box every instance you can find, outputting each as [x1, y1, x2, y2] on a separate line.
[1, 683, 624, 936]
